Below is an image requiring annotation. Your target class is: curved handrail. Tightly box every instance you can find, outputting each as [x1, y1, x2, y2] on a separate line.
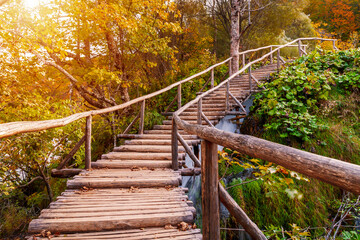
[174, 37, 336, 116]
[0, 57, 231, 139]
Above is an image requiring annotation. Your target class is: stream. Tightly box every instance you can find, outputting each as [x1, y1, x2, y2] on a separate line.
[181, 96, 255, 240]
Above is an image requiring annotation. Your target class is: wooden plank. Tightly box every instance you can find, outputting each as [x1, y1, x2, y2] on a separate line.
[113, 145, 185, 153]
[66, 178, 181, 189]
[28, 211, 194, 233]
[102, 152, 186, 160]
[92, 160, 172, 169]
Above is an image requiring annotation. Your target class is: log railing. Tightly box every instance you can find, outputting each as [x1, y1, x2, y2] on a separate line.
[0, 37, 341, 238]
[172, 37, 341, 240]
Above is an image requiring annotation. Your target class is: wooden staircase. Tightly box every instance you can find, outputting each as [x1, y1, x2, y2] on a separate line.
[27, 64, 277, 239]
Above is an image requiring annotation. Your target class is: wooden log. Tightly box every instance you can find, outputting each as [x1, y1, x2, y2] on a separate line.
[57, 135, 85, 170]
[242, 53, 246, 68]
[201, 140, 220, 240]
[270, 46, 273, 64]
[298, 39, 302, 57]
[181, 168, 201, 176]
[114, 145, 185, 153]
[174, 116, 360, 195]
[138, 100, 145, 135]
[51, 169, 83, 178]
[117, 134, 198, 140]
[177, 84, 182, 109]
[211, 68, 214, 88]
[164, 93, 178, 114]
[226, 82, 230, 111]
[177, 132, 201, 167]
[102, 152, 185, 160]
[172, 118, 179, 170]
[219, 184, 266, 240]
[85, 116, 92, 170]
[201, 112, 215, 128]
[92, 160, 172, 169]
[277, 49, 280, 71]
[248, 66, 252, 93]
[197, 98, 202, 125]
[28, 211, 194, 233]
[228, 91, 246, 113]
[122, 113, 140, 134]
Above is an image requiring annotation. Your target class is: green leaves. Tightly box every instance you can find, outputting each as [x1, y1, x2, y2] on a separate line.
[253, 48, 360, 141]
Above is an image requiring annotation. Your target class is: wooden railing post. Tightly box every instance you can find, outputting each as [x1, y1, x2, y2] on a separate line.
[333, 40, 337, 50]
[298, 40, 302, 57]
[85, 115, 92, 170]
[242, 53, 246, 68]
[228, 60, 232, 76]
[270, 46, 273, 64]
[177, 84, 182, 109]
[171, 118, 179, 170]
[201, 139, 220, 240]
[197, 98, 202, 125]
[226, 82, 230, 111]
[210, 69, 214, 89]
[139, 100, 145, 134]
[277, 49, 280, 71]
[248, 66, 252, 94]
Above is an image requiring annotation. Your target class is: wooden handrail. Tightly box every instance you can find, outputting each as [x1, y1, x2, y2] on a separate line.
[173, 115, 360, 195]
[0, 58, 231, 139]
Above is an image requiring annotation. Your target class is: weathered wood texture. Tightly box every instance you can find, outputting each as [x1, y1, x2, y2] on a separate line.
[85, 116, 92, 170]
[219, 184, 267, 240]
[175, 116, 360, 195]
[201, 140, 220, 240]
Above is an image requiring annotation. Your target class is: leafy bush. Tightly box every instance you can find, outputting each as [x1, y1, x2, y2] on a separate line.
[253, 48, 360, 141]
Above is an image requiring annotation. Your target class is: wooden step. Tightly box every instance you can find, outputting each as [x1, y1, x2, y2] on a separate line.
[102, 152, 186, 160]
[114, 145, 186, 153]
[28, 210, 194, 233]
[27, 228, 202, 240]
[92, 160, 172, 169]
[67, 169, 182, 188]
[124, 139, 200, 146]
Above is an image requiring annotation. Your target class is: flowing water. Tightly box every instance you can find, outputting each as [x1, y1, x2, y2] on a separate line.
[181, 96, 255, 239]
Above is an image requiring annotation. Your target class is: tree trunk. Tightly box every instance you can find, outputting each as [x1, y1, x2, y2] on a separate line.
[230, 0, 240, 75]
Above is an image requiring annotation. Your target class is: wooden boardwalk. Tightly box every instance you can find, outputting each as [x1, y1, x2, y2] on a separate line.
[27, 64, 277, 239]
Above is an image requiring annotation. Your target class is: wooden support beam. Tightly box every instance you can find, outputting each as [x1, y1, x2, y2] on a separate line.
[57, 135, 85, 170]
[177, 132, 201, 167]
[298, 39, 302, 57]
[164, 93, 178, 114]
[180, 168, 201, 176]
[270, 46, 273, 64]
[201, 112, 215, 128]
[171, 119, 179, 170]
[51, 168, 83, 178]
[277, 49, 280, 71]
[248, 66, 252, 93]
[242, 53, 246, 68]
[226, 82, 230, 111]
[177, 84, 182, 109]
[219, 184, 267, 240]
[211, 69, 214, 89]
[251, 74, 266, 90]
[228, 91, 246, 113]
[138, 100, 145, 135]
[174, 116, 360, 195]
[201, 140, 220, 240]
[85, 116, 92, 170]
[197, 98, 202, 125]
[122, 113, 140, 135]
